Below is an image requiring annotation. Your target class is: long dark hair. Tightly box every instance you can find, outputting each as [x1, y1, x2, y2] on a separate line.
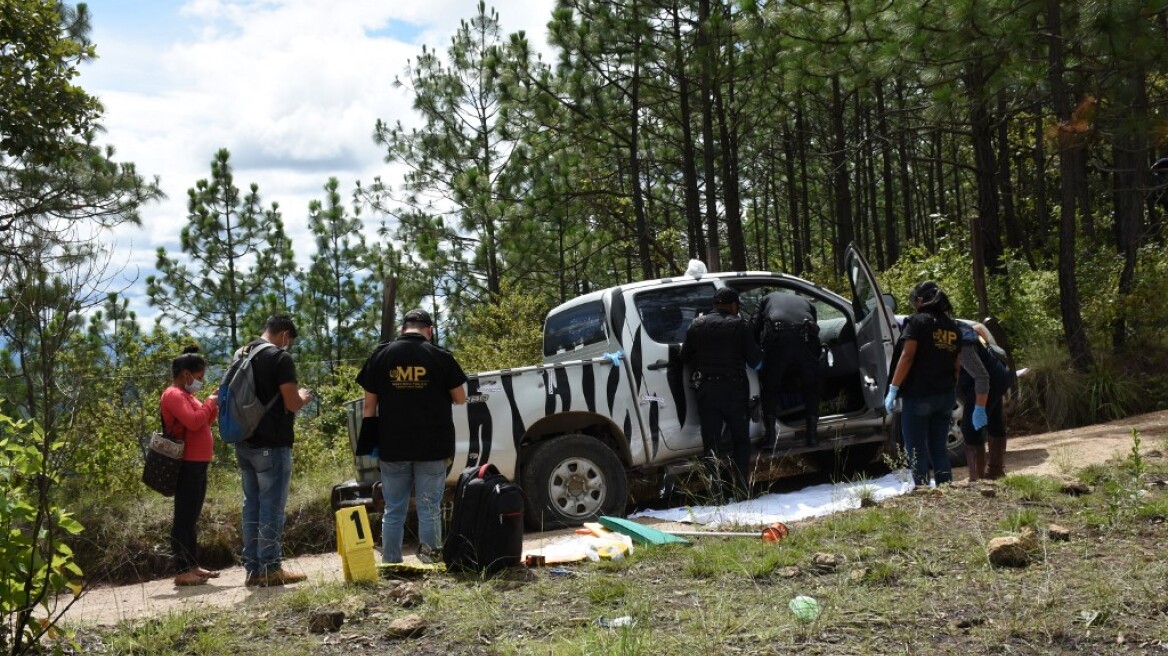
[911, 280, 953, 315]
[171, 345, 206, 379]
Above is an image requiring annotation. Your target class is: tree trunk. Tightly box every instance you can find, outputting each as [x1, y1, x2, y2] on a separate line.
[830, 76, 853, 275]
[895, 81, 915, 247]
[698, 0, 720, 271]
[671, 2, 704, 261]
[714, 62, 746, 270]
[783, 120, 804, 274]
[1110, 65, 1148, 352]
[876, 80, 898, 266]
[628, 0, 652, 280]
[1046, 0, 1093, 372]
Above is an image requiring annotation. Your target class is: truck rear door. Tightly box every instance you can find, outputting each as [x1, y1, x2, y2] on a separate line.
[844, 243, 896, 410]
[622, 282, 715, 456]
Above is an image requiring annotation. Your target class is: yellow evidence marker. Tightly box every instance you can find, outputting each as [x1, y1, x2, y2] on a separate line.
[335, 505, 378, 582]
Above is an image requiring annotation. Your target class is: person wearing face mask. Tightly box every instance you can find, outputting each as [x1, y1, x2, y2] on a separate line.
[160, 345, 220, 586]
[235, 315, 313, 586]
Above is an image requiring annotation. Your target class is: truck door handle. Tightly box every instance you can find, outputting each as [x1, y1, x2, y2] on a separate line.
[647, 359, 669, 371]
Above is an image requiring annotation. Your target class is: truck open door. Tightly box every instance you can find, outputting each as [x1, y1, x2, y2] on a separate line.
[844, 243, 896, 412]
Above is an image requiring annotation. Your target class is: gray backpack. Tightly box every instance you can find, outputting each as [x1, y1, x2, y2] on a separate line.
[217, 342, 277, 443]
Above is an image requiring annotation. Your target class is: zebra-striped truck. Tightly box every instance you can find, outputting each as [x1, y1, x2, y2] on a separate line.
[348, 244, 908, 529]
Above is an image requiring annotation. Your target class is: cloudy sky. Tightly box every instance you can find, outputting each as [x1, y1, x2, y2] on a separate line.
[76, 0, 554, 323]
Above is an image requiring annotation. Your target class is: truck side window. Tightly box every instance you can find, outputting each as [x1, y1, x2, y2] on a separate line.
[634, 283, 716, 344]
[543, 300, 608, 356]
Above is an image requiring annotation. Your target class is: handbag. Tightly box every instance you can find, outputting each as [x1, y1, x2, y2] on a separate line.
[142, 412, 185, 497]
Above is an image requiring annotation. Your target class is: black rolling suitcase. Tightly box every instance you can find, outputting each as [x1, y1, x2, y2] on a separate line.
[443, 463, 524, 574]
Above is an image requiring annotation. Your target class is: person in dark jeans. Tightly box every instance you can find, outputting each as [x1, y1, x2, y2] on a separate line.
[753, 291, 822, 449]
[235, 315, 313, 587]
[680, 287, 762, 501]
[885, 281, 962, 486]
[159, 346, 220, 587]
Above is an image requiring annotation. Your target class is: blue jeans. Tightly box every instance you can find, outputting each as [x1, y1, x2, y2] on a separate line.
[379, 460, 446, 563]
[901, 390, 956, 486]
[234, 443, 292, 575]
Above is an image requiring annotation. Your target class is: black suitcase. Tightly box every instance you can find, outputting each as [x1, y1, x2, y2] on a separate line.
[443, 463, 524, 574]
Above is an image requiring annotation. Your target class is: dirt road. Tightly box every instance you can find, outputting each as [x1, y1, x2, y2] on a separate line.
[55, 410, 1167, 628]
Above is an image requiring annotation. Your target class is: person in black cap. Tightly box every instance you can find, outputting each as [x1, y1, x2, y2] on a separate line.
[752, 291, 822, 449]
[356, 308, 468, 563]
[680, 286, 762, 501]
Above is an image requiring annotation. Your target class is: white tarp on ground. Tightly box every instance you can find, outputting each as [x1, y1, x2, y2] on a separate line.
[629, 469, 916, 529]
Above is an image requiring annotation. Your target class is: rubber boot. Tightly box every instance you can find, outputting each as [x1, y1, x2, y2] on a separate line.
[763, 415, 778, 452]
[986, 436, 1006, 479]
[965, 445, 985, 482]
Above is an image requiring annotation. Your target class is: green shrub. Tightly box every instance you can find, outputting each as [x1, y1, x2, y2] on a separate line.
[1, 410, 84, 654]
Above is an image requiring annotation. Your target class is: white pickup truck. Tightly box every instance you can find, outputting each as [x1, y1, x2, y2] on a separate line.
[345, 244, 943, 528]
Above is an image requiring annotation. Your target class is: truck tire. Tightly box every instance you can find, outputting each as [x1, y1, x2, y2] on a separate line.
[521, 434, 628, 530]
[888, 398, 966, 469]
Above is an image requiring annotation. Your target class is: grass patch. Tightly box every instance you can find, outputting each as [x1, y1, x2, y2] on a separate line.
[60, 457, 1168, 655]
[1002, 474, 1061, 502]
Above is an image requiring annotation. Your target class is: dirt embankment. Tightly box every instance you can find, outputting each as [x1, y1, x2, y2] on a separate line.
[55, 410, 1168, 628]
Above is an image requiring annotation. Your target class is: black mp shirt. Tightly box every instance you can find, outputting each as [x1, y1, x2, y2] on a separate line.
[899, 311, 961, 397]
[355, 333, 469, 462]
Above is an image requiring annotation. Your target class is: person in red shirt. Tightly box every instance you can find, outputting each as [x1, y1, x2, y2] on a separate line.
[160, 346, 220, 586]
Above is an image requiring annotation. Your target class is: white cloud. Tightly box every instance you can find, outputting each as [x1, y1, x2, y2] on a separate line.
[75, 0, 554, 326]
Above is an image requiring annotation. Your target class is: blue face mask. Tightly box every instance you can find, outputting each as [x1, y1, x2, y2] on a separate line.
[185, 378, 204, 394]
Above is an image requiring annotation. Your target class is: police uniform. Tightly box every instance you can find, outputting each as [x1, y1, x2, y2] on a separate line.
[752, 292, 821, 447]
[679, 287, 762, 499]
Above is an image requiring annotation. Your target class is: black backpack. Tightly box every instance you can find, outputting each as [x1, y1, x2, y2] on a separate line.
[443, 464, 524, 575]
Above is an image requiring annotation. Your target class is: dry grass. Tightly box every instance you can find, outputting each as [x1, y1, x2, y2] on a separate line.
[59, 451, 1168, 655]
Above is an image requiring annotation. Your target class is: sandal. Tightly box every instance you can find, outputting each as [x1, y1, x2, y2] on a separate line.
[174, 570, 208, 586]
[193, 567, 220, 578]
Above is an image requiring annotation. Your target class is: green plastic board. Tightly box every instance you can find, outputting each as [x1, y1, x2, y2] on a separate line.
[598, 516, 690, 546]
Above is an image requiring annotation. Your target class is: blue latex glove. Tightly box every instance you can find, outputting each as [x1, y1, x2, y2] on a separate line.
[370, 447, 380, 459]
[972, 405, 988, 431]
[602, 351, 624, 367]
[883, 385, 899, 413]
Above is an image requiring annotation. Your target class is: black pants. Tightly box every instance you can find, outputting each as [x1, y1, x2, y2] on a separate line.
[696, 378, 751, 496]
[761, 335, 822, 437]
[171, 460, 209, 572]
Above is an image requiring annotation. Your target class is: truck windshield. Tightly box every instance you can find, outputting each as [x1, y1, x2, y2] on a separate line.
[544, 300, 608, 356]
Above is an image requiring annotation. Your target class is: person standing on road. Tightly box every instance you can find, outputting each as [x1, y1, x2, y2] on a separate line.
[356, 309, 468, 564]
[160, 346, 220, 587]
[680, 287, 763, 501]
[884, 282, 962, 486]
[752, 291, 822, 449]
[236, 315, 312, 587]
[959, 323, 1013, 480]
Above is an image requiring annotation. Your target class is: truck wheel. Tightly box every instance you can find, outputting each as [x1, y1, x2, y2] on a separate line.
[521, 434, 628, 530]
[888, 399, 967, 469]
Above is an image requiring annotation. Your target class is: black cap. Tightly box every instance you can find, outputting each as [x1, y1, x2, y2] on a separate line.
[713, 287, 739, 305]
[402, 309, 433, 326]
